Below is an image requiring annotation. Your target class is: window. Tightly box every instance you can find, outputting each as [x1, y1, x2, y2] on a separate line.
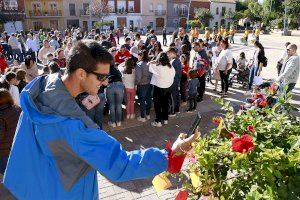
[33, 21, 43, 31]
[49, 2, 58, 10]
[4, 0, 18, 10]
[149, 3, 153, 12]
[32, 2, 41, 11]
[216, 7, 219, 15]
[229, 8, 232, 12]
[69, 4, 76, 16]
[174, 4, 179, 14]
[180, 4, 187, 15]
[157, 4, 163, 11]
[149, 22, 154, 28]
[128, 1, 134, 12]
[221, 7, 226, 16]
[50, 20, 59, 30]
[129, 20, 134, 27]
[83, 3, 89, 15]
[117, 0, 126, 13]
[215, 22, 218, 27]
[108, 0, 115, 12]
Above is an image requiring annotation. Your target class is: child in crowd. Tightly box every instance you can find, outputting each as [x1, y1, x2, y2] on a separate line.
[241, 86, 267, 110]
[46, 53, 54, 65]
[122, 58, 136, 119]
[237, 52, 248, 71]
[186, 70, 199, 112]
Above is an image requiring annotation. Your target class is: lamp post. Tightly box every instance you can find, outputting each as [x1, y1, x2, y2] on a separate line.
[88, 0, 93, 31]
[282, 0, 288, 35]
[186, 0, 192, 31]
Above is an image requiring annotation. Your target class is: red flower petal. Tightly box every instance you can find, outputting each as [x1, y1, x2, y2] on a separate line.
[227, 132, 236, 138]
[247, 125, 255, 133]
[232, 134, 254, 153]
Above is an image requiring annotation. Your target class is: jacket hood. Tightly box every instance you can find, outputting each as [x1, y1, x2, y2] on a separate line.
[20, 73, 99, 128]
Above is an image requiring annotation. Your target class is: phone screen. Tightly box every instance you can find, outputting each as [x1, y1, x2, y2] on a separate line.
[187, 112, 201, 136]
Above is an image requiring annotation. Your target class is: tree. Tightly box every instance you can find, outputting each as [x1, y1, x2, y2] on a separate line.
[90, 0, 112, 29]
[187, 20, 202, 29]
[194, 8, 213, 27]
[286, 0, 300, 27]
[243, 2, 264, 22]
[225, 11, 243, 25]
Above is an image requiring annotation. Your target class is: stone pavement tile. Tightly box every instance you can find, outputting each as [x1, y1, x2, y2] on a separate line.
[98, 186, 115, 199]
[137, 193, 160, 200]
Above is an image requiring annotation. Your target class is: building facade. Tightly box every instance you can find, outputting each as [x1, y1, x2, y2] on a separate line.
[166, 0, 190, 31]
[140, 0, 167, 30]
[24, 0, 64, 31]
[63, 0, 142, 31]
[190, 0, 211, 20]
[0, 0, 25, 33]
[210, 0, 236, 28]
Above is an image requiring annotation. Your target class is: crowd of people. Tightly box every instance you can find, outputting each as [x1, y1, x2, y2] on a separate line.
[0, 25, 299, 175]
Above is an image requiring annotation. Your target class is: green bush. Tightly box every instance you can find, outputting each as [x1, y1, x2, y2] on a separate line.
[178, 92, 300, 199]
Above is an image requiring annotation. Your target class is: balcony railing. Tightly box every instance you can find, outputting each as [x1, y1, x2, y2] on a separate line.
[29, 10, 62, 17]
[80, 9, 89, 16]
[178, 11, 187, 16]
[154, 10, 166, 16]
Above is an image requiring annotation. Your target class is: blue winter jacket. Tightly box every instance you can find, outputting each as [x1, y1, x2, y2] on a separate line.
[3, 74, 168, 200]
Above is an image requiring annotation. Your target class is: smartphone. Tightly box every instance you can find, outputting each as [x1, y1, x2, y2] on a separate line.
[187, 112, 202, 136]
[81, 95, 100, 110]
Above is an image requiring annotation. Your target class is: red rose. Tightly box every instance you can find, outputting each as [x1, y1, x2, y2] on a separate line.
[247, 125, 255, 133]
[227, 132, 236, 138]
[232, 134, 254, 153]
[212, 117, 222, 125]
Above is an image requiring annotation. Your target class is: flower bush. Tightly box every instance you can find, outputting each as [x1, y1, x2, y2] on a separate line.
[179, 93, 300, 200]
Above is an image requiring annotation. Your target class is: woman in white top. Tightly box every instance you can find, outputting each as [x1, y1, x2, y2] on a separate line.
[0, 72, 20, 106]
[120, 58, 136, 119]
[216, 39, 233, 97]
[64, 40, 73, 58]
[149, 52, 175, 127]
[212, 39, 223, 91]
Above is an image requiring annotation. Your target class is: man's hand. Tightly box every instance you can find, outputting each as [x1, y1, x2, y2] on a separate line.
[172, 129, 200, 155]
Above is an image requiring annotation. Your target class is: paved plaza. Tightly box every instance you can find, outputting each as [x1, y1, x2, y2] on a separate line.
[97, 31, 300, 200]
[1, 31, 299, 200]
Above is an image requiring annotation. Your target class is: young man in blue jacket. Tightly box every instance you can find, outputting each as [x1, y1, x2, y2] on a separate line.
[3, 40, 198, 199]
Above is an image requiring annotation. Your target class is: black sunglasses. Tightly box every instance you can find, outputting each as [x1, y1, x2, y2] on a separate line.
[88, 71, 109, 82]
[286, 49, 291, 52]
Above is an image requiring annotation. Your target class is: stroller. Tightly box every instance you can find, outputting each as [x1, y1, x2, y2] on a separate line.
[229, 58, 250, 88]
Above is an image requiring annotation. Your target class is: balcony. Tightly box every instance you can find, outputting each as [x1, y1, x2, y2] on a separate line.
[154, 10, 166, 16]
[80, 9, 89, 16]
[29, 10, 62, 17]
[178, 11, 187, 17]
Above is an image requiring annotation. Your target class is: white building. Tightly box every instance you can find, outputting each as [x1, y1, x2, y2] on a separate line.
[210, 0, 236, 28]
[62, 0, 142, 31]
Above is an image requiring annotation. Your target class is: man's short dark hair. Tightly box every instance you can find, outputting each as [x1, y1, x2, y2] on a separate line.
[125, 37, 131, 42]
[285, 42, 291, 47]
[167, 47, 177, 54]
[66, 40, 113, 74]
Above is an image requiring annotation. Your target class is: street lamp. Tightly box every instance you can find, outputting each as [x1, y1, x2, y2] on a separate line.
[282, 0, 288, 35]
[186, 0, 192, 31]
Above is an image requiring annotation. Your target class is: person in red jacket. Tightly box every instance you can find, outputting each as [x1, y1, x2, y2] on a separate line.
[115, 45, 131, 64]
[0, 44, 8, 74]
